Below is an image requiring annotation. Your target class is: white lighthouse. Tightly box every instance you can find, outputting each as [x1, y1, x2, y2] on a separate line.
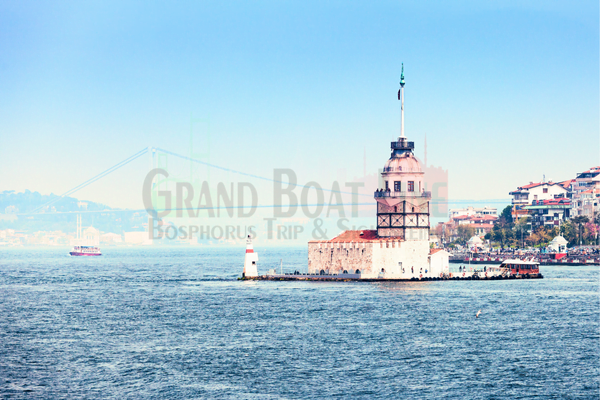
[243, 235, 259, 278]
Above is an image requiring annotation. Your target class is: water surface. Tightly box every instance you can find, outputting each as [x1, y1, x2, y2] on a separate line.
[0, 247, 598, 399]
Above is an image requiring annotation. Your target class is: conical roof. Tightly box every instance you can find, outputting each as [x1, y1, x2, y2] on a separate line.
[467, 235, 483, 244]
[550, 235, 568, 244]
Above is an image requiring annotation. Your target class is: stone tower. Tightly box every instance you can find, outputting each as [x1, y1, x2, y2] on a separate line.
[374, 66, 431, 240]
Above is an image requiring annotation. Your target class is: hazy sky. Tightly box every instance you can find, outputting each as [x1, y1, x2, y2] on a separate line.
[1, 0, 598, 211]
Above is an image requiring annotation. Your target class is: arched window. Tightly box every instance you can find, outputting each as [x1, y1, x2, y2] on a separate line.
[412, 207, 415, 212]
[320, 269, 325, 275]
[343, 270, 348, 274]
[381, 268, 385, 273]
[355, 269, 361, 274]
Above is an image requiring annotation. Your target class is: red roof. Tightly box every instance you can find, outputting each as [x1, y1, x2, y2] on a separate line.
[471, 215, 498, 221]
[452, 215, 471, 220]
[558, 179, 574, 189]
[520, 182, 543, 189]
[582, 166, 600, 174]
[430, 248, 444, 255]
[309, 230, 404, 243]
[515, 181, 567, 191]
[535, 198, 571, 205]
[468, 223, 494, 228]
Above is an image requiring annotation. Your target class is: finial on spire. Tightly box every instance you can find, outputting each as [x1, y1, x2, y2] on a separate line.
[400, 63, 405, 87]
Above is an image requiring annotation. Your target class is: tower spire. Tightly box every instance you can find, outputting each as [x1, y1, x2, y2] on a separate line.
[398, 63, 406, 139]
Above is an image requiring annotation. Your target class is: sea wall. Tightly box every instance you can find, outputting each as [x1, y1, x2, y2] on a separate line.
[308, 241, 374, 275]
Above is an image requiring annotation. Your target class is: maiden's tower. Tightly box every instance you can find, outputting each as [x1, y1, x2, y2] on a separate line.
[307, 66, 448, 279]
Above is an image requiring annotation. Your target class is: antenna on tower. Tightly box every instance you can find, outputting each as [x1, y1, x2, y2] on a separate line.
[398, 63, 406, 139]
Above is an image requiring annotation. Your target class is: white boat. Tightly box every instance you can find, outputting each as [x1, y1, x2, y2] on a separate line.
[69, 246, 102, 256]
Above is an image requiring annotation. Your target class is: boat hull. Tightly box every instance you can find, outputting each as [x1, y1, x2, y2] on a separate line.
[70, 252, 102, 256]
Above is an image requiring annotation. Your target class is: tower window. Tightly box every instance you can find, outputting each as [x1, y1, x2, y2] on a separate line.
[385, 181, 389, 190]
[408, 181, 414, 192]
[394, 181, 401, 192]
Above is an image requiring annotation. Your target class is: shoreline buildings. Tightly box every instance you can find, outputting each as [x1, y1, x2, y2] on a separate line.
[509, 166, 599, 227]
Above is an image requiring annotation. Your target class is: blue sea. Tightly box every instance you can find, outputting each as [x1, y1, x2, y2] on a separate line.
[0, 247, 598, 399]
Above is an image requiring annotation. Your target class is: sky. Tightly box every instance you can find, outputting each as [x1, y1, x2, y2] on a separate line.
[1, 0, 598, 216]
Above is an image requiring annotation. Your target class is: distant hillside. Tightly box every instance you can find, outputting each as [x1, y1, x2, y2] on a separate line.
[0, 190, 112, 214]
[0, 190, 147, 234]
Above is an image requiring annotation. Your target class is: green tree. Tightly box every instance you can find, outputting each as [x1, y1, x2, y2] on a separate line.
[456, 225, 475, 245]
[514, 217, 529, 248]
[560, 221, 576, 246]
[571, 216, 590, 246]
[492, 224, 505, 248]
[499, 205, 514, 228]
[526, 231, 540, 247]
[584, 222, 598, 245]
[537, 226, 554, 247]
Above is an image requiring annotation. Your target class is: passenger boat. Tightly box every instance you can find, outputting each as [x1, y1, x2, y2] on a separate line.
[499, 259, 540, 276]
[69, 246, 102, 256]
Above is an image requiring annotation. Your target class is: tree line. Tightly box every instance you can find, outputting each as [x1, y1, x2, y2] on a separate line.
[484, 206, 599, 249]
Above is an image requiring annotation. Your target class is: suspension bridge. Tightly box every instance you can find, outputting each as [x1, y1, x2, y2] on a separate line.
[15, 146, 511, 219]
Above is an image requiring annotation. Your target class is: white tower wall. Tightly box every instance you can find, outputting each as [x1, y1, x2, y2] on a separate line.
[243, 235, 258, 277]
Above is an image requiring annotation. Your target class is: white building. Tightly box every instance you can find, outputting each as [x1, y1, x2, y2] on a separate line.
[509, 181, 569, 220]
[449, 206, 497, 219]
[524, 198, 572, 229]
[572, 168, 600, 218]
[451, 214, 497, 236]
[0, 229, 16, 239]
[429, 249, 450, 275]
[548, 235, 568, 253]
[101, 232, 123, 244]
[467, 235, 484, 251]
[124, 231, 153, 245]
[307, 67, 447, 279]
[573, 166, 600, 196]
[83, 226, 100, 246]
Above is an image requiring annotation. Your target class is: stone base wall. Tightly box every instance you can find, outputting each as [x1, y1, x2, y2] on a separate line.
[308, 241, 374, 275]
[308, 238, 433, 279]
[308, 241, 440, 279]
